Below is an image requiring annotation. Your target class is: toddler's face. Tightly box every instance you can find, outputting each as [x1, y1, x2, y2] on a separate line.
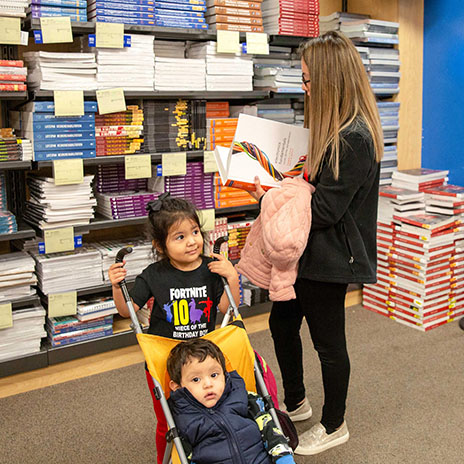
[178, 356, 225, 408]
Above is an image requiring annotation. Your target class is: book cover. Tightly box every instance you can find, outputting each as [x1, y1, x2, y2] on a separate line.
[393, 212, 461, 233]
[423, 184, 464, 199]
[214, 113, 309, 191]
[392, 168, 449, 183]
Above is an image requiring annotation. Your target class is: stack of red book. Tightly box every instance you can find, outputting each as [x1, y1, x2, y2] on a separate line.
[262, 0, 319, 37]
[228, 219, 255, 260]
[423, 184, 464, 216]
[0, 60, 27, 92]
[391, 168, 449, 192]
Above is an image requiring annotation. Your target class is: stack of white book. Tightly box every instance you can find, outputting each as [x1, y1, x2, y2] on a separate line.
[257, 100, 295, 124]
[92, 34, 154, 91]
[0, 305, 46, 362]
[0, 251, 37, 301]
[423, 185, 464, 217]
[187, 41, 253, 91]
[92, 237, 153, 282]
[391, 168, 449, 192]
[23, 52, 97, 90]
[24, 175, 96, 230]
[154, 40, 185, 58]
[319, 11, 369, 33]
[154, 57, 206, 91]
[0, 0, 28, 17]
[378, 101, 400, 185]
[32, 245, 104, 294]
[340, 18, 399, 45]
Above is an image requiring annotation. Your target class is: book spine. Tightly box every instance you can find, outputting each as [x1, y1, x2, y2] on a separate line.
[33, 139, 96, 152]
[30, 11, 87, 19]
[213, 22, 263, 32]
[32, 0, 88, 7]
[31, 122, 96, 132]
[50, 327, 113, 346]
[0, 60, 24, 67]
[92, 15, 156, 25]
[30, 5, 86, 13]
[0, 83, 27, 91]
[0, 74, 27, 82]
[78, 300, 116, 313]
[33, 149, 96, 160]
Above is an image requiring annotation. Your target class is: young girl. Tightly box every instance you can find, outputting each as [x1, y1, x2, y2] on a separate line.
[108, 193, 240, 463]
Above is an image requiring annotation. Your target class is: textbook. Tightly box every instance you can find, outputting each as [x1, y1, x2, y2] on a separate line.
[214, 113, 309, 191]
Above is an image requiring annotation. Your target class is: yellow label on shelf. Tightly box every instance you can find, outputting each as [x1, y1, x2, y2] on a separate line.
[199, 209, 215, 231]
[95, 22, 124, 48]
[53, 159, 84, 185]
[125, 154, 152, 179]
[96, 88, 126, 115]
[41, 17, 73, 44]
[203, 150, 218, 173]
[48, 292, 77, 318]
[162, 152, 187, 176]
[246, 32, 269, 55]
[0, 17, 21, 45]
[44, 227, 75, 254]
[217, 30, 240, 54]
[54, 90, 84, 117]
[0, 303, 13, 329]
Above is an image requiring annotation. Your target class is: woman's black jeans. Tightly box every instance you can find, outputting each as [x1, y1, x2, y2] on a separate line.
[269, 278, 350, 432]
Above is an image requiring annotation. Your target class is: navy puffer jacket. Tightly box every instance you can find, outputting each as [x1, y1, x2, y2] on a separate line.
[169, 371, 271, 464]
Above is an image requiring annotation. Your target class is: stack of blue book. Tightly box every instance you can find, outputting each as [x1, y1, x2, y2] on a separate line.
[10, 100, 97, 161]
[28, 0, 88, 22]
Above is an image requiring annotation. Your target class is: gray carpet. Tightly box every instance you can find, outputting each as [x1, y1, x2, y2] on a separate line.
[1, 305, 463, 464]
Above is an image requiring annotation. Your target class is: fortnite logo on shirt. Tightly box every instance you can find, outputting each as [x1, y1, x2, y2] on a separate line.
[167, 286, 213, 327]
[169, 286, 207, 300]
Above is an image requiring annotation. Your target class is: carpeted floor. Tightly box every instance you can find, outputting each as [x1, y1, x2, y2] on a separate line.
[1, 304, 463, 464]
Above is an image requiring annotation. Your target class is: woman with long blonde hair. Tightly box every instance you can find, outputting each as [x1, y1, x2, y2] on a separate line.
[251, 31, 383, 455]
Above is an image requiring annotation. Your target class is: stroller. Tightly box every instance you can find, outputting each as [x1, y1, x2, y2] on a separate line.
[115, 237, 297, 464]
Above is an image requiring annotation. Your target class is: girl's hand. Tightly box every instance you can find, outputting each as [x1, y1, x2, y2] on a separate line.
[108, 262, 127, 288]
[248, 176, 266, 202]
[208, 253, 238, 283]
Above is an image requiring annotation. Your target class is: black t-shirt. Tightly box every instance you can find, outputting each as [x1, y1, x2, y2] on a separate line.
[129, 256, 225, 338]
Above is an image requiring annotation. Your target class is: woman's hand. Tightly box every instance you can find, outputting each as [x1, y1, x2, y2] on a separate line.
[248, 176, 266, 202]
[108, 262, 127, 288]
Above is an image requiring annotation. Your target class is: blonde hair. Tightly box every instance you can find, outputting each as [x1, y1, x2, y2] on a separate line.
[299, 31, 383, 181]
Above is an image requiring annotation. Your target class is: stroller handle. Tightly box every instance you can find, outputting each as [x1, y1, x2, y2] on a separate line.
[116, 246, 133, 263]
[213, 236, 228, 255]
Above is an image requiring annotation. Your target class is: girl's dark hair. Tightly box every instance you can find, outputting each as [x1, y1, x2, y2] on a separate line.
[167, 338, 227, 385]
[146, 195, 203, 258]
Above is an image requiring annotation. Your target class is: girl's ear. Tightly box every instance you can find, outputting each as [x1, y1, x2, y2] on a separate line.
[169, 380, 181, 391]
[152, 239, 163, 254]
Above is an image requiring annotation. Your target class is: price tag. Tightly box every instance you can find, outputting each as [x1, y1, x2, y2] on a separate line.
[54, 90, 84, 117]
[0, 17, 21, 45]
[48, 292, 77, 318]
[203, 150, 218, 173]
[246, 32, 269, 55]
[53, 159, 84, 185]
[199, 209, 215, 232]
[217, 30, 240, 54]
[44, 227, 75, 254]
[125, 154, 152, 179]
[96, 88, 126, 115]
[0, 303, 13, 329]
[95, 22, 124, 48]
[41, 17, 73, 44]
[162, 152, 187, 176]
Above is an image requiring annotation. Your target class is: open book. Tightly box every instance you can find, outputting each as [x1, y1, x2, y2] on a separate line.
[214, 113, 309, 191]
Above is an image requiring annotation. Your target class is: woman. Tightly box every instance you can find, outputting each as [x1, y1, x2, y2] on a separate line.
[251, 31, 383, 455]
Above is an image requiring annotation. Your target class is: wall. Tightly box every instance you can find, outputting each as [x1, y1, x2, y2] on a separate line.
[423, 0, 464, 184]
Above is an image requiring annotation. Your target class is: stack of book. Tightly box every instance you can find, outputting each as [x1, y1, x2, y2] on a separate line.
[0, 59, 27, 92]
[154, 40, 185, 58]
[164, 161, 215, 210]
[262, 0, 319, 36]
[32, 245, 104, 294]
[95, 105, 144, 157]
[94, 163, 148, 193]
[423, 185, 464, 217]
[154, 56, 206, 91]
[214, 173, 257, 208]
[92, 34, 154, 91]
[24, 174, 96, 229]
[0, 305, 46, 362]
[227, 219, 254, 259]
[378, 185, 425, 220]
[27, 0, 88, 21]
[207, 117, 238, 150]
[23, 52, 97, 91]
[11, 101, 97, 161]
[241, 275, 269, 306]
[0, 128, 33, 162]
[93, 237, 153, 282]
[206, 101, 229, 118]
[205, 0, 263, 32]
[154, 0, 208, 29]
[88, 0, 155, 25]
[319, 11, 369, 34]
[0, 0, 27, 17]
[391, 168, 449, 192]
[367, 45, 400, 96]
[187, 41, 253, 91]
[293, 100, 304, 125]
[257, 100, 294, 123]
[341, 18, 399, 45]
[0, 251, 37, 301]
[203, 216, 228, 255]
[95, 190, 160, 219]
[0, 170, 18, 234]
[378, 101, 400, 185]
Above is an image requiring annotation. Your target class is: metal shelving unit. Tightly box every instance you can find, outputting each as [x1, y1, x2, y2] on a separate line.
[0, 160, 31, 171]
[0, 224, 36, 242]
[0, 91, 28, 101]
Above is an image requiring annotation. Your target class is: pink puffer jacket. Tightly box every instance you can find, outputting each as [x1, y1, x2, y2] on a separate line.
[236, 177, 313, 301]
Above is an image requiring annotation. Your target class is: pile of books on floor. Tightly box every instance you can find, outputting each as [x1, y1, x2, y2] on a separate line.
[11, 101, 97, 161]
[95, 106, 144, 157]
[0, 0, 27, 17]
[32, 245, 104, 294]
[187, 41, 253, 91]
[0, 304, 46, 362]
[214, 173, 257, 209]
[0, 251, 37, 301]
[92, 34, 154, 91]
[95, 190, 161, 219]
[164, 161, 215, 210]
[47, 297, 117, 347]
[88, 0, 155, 25]
[227, 218, 254, 259]
[262, 0, 319, 36]
[23, 52, 97, 91]
[24, 174, 96, 229]
[0, 59, 27, 92]
[378, 101, 400, 185]
[155, 56, 206, 91]
[27, 0, 87, 21]
[94, 164, 148, 193]
[206, 0, 263, 32]
[0, 128, 33, 162]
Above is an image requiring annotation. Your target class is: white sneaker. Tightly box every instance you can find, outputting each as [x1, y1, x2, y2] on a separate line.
[295, 421, 349, 455]
[287, 397, 312, 422]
